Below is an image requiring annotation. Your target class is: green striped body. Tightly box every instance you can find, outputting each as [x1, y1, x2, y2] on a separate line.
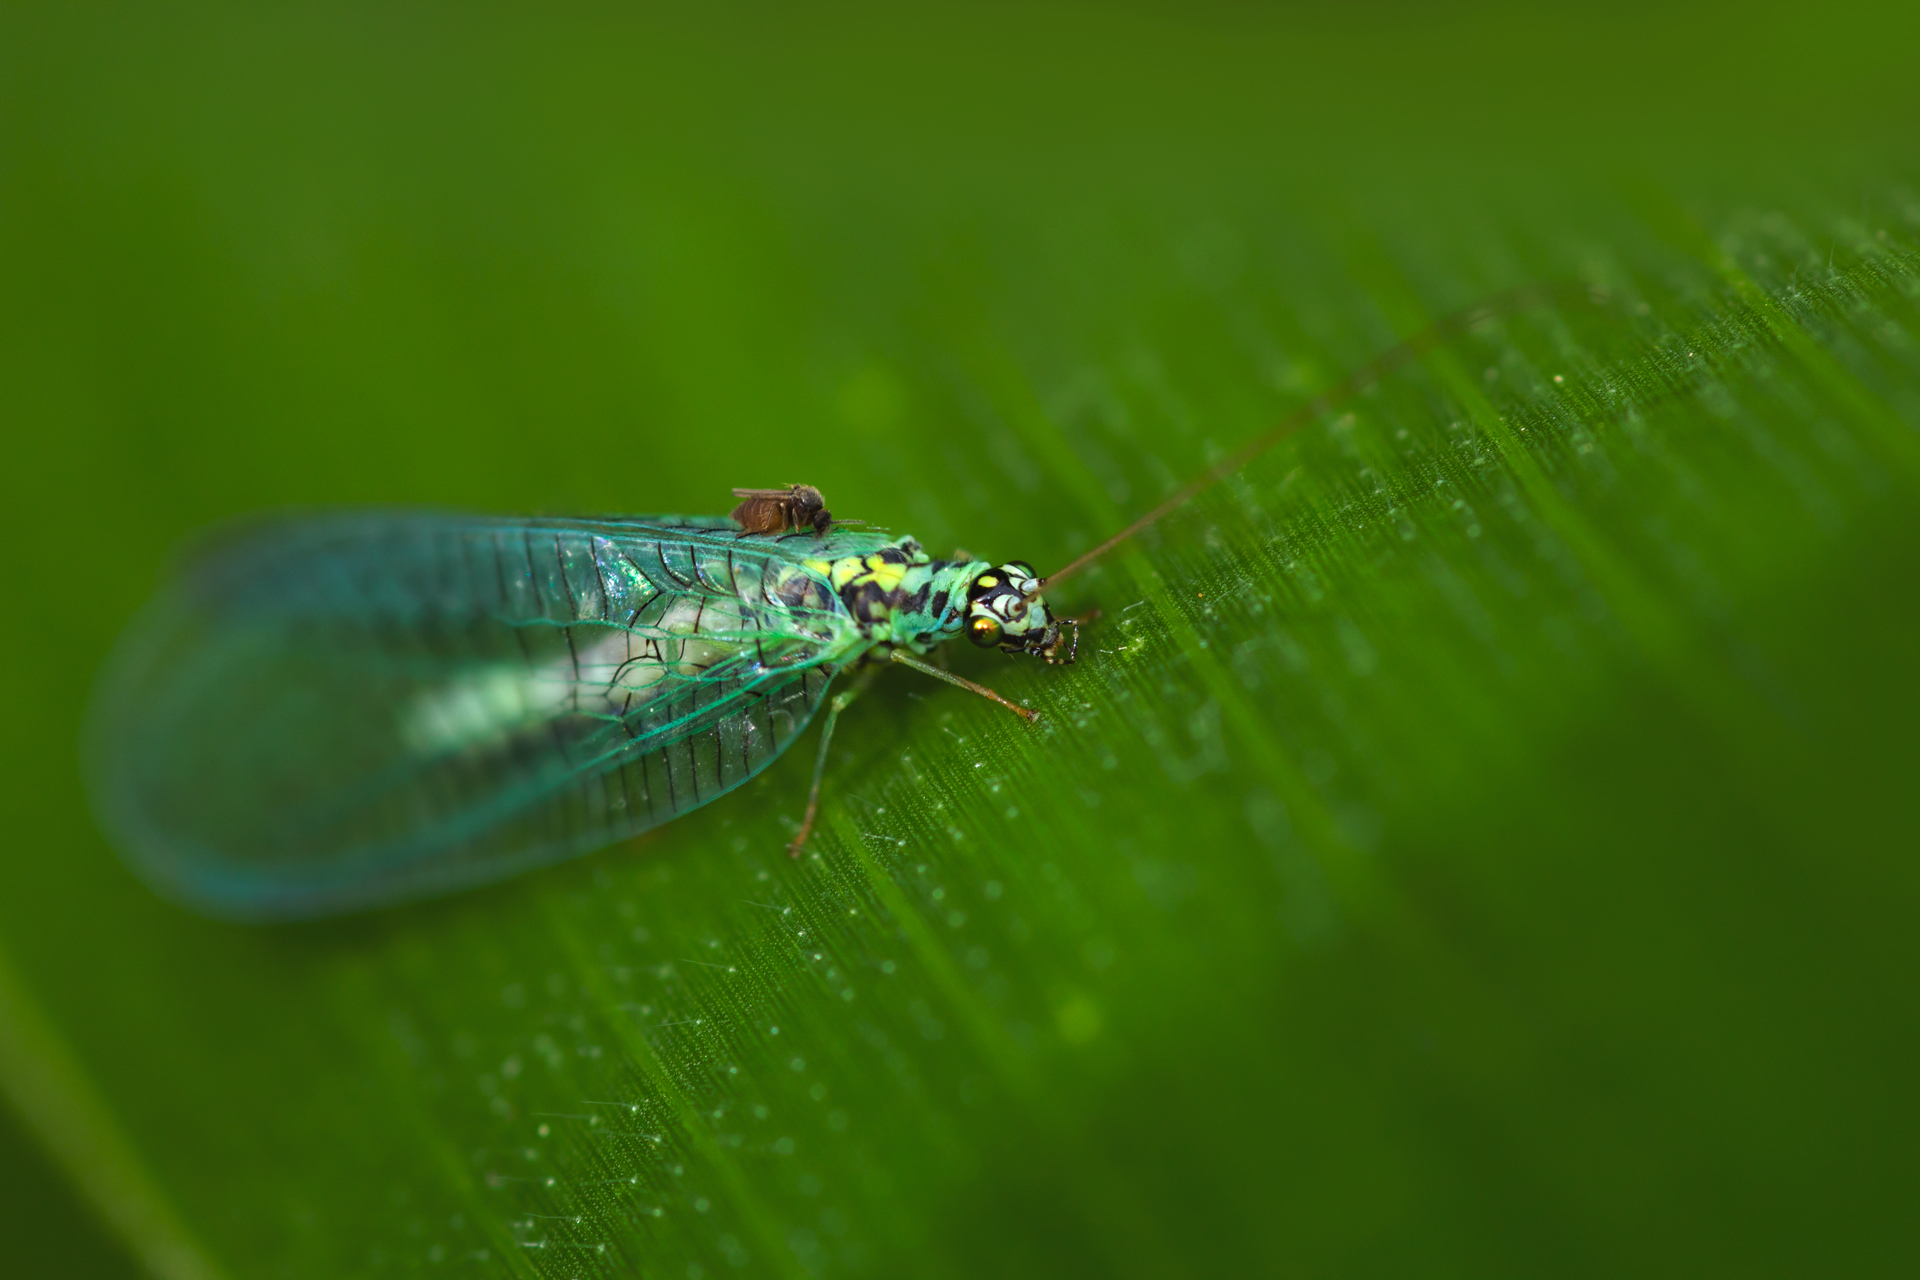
[88, 513, 1018, 919]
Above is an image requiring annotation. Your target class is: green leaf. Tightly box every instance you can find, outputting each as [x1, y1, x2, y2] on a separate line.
[4, 4, 1919, 1278]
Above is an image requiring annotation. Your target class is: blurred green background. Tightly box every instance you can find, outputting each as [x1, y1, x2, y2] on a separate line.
[3, 2, 1919, 1277]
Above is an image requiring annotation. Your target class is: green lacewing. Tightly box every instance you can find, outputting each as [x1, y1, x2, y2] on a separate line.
[86, 285, 1579, 920]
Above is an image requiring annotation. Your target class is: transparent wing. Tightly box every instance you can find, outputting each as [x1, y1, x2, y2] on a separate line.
[86, 511, 874, 920]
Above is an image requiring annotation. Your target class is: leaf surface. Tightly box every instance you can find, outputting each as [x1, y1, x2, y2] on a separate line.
[2, 5, 1919, 1278]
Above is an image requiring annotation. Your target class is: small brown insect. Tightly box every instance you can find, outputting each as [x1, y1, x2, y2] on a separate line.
[730, 484, 833, 535]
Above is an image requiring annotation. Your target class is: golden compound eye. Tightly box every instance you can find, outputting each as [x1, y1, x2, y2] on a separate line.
[968, 616, 1003, 648]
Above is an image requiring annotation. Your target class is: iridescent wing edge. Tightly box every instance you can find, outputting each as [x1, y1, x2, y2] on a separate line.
[85, 511, 866, 920]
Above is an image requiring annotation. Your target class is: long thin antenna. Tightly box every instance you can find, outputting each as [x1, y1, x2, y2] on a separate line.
[1033, 281, 1601, 595]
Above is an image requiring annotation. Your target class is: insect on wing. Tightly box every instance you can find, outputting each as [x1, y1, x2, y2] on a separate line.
[85, 512, 852, 920]
[730, 484, 832, 535]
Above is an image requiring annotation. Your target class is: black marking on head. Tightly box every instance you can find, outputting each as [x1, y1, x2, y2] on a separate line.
[965, 561, 1054, 655]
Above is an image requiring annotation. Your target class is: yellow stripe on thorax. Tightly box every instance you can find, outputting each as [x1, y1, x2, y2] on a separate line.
[821, 554, 906, 593]
[859, 554, 908, 592]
